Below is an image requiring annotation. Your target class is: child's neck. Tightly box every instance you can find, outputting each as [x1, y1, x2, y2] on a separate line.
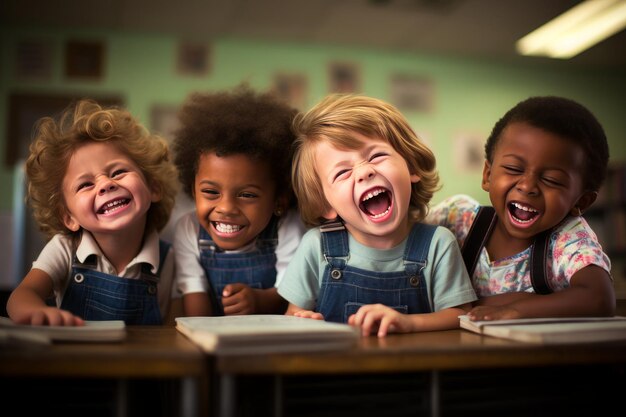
[486, 220, 534, 261]
[91, 221, 148, 274]
[345, 217, 413, 250]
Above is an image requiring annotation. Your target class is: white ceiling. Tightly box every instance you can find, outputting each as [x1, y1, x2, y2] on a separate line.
[2, 0, 626, 70]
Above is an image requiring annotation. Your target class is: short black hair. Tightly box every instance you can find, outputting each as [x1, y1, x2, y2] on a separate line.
[485, 96, 609, 192]
[173, 85, 298, 206]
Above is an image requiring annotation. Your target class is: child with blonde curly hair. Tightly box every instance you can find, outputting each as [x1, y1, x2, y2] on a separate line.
[7, 99, 180, 326]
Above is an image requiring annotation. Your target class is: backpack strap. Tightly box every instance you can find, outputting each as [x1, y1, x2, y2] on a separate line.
[529, 229, 553, 295]
[461, 206, 497, 277]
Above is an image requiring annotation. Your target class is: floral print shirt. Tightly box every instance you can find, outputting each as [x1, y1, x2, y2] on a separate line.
[426, 194, 611, 297]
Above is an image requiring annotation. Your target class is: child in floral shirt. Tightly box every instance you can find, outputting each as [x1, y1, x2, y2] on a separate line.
[427, 96, 615, 321]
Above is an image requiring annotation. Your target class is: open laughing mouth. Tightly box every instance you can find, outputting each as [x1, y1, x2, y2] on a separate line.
[508, 201, 539, 224]
[97, 198, 130, 215]
[359, 187, 391, 219]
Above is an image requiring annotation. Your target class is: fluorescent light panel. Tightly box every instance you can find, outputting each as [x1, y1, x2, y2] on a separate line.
[516, 0, 626, 59]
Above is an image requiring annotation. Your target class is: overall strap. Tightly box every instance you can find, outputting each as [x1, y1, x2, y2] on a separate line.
[403, 222, 437, 278]
[320, 219, 349, 271]
[461, 206, 497, 276]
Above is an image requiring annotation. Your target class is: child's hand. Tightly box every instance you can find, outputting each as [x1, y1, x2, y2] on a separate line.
[467, 305, 521, 321]
[348, 304, 411, 337]
[222, 283, 257, 315]
[17, 307, 85, 326]
[292, 309, 324, 320]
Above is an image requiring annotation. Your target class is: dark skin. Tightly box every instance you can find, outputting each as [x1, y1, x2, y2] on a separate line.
[468, 122, 615, 321]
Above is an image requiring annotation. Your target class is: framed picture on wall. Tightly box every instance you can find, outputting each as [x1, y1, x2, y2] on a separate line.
[328, 61, 360, 93]
[177, 41, 211, 76]
[272, 72, 308, 110]
[389, 74, 434, 113]
[150, 104, 181, 145]
[453, 131, 486, 173]
[64, 40, 105, 79]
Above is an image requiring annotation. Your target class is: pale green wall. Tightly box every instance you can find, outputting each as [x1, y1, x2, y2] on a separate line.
[2, 25, 625, 212]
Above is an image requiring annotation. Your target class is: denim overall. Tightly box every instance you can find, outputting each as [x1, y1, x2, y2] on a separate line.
[59, 240, 170, 325]
[316, 221, 436, 323]
[198, 216, 279, 316]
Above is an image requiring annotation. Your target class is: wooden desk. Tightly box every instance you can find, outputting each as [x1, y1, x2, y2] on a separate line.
[0, 326, 208, 417]
[211, 330, 626, 417]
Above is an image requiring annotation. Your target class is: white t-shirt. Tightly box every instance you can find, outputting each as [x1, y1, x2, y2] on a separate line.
[174, 209, 307, 295]
[31, 229, 176, 320]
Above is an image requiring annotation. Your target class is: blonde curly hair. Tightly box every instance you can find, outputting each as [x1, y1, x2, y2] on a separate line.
[292, 94, 440, 227]
[26, 99, 179, 239]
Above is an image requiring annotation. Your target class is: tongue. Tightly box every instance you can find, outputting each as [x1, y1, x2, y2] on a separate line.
[512, 206, 535, 221]
[363, 193, 389, 216]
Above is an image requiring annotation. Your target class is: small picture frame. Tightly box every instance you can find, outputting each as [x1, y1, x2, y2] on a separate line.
[150, 104, 181, 145]
[328, 61, 360, 93]
[453, 132, 486, 173]
[64, 40, 105, 79]
[177, 41, 211, 76]
[15, 39, 53, 80]
[272, 72, 308, 110]
[389, 74, 434, 113]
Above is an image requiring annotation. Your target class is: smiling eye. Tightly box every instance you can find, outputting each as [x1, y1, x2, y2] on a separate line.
[77, 181, 93, 191]
[503, 165, 523, 174]
[370, 152, 387, 161]
[333, 169, 350, 181]
[239, 192, 258, 199]
[111, 169, 127, 177]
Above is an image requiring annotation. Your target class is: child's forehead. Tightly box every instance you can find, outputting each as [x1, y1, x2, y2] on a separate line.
[199, 150, 270, 169]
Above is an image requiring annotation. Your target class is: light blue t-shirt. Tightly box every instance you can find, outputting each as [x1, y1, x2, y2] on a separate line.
[277, 225, 477, 311]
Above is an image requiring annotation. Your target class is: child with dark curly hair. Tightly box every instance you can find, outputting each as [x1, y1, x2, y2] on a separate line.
[172, 86, 306, 316]
[427, 96, 615, 321]
[7, 99, 180, 326]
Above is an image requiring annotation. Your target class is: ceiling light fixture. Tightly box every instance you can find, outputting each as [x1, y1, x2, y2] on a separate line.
[516, 0, 626, 59]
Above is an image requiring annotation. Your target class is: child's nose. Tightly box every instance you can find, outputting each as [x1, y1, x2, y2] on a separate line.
[516, 174, 539, 195]
[355, 163, 375, 183]
[216, 196, 239, 214]
[97, 178, 117, 195]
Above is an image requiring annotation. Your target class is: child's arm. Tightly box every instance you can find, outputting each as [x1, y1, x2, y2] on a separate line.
[221, 285, 288, 315]
[285, 302, 324, 320]
[7, 268, 84, 326]
[469, 265, 615, 320]
[348, 303, 472, 337]
[182, 292, 212, 316]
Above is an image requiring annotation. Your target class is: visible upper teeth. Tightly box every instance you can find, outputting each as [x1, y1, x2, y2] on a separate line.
[102, 199, 125, 213]
[215, 222, 242, 233]
[362, 189, 384, 202]
[512, 202, 537, 212]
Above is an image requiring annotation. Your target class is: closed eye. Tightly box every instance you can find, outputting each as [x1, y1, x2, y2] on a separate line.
[111, 169, 128, 178]
[333, 169, 351, 182]
[502, 165, 523, 174]
[369, 152, 387, 161]
[77, 181, 93, 192]
[239, 192, 258, 199]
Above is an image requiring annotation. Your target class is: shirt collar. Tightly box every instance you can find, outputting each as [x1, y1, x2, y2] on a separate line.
[75, 229, 161, 274]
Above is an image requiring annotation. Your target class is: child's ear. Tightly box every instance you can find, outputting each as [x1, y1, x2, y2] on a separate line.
[410, 173, 420, 184]
[274, 195, 289, 217]
[571, 190, 598, 216]
[150, 182, 162, 203]
[63, 211, 81, 232]
[481, 160, 491, 192]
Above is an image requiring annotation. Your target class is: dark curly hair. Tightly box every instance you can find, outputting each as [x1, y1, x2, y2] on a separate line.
[173, 85, 299, 208]
[485, 96, 609, 192]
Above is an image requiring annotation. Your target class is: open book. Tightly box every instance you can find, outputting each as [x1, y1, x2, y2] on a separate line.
[175, 315, 360, 355]
[0, 316, 126, 344]
[459, 315, 626, 344]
